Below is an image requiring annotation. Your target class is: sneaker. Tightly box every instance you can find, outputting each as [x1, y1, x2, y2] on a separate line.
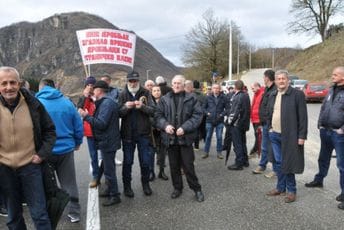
[0, 207, 8, 217]
[115, 158, 122, 165]
[217, 152, 224, 159]
[89, 180, 99, 188]
[252, 166, 265, 174]
[68, 214, 80, 223]
[264, 171, 276, 178]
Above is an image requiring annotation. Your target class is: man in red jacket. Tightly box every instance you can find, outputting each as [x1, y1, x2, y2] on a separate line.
[249, 82, 264, 158]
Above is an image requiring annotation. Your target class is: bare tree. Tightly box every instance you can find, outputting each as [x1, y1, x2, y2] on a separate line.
[288, 0, 344, 42]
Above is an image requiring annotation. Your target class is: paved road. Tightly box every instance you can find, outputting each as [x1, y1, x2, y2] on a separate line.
[1, 69, 342, 229]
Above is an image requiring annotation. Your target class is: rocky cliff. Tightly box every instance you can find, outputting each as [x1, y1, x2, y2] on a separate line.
[0, 12, 181, 96]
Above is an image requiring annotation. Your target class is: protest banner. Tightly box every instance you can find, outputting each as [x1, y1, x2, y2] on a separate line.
[76, 28, 136, 69]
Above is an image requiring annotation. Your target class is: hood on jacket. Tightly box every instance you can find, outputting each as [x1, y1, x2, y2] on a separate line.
[36, 86, 63, 100]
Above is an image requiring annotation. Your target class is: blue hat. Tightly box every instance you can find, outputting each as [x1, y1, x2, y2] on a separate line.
[85, 76, 96, 86]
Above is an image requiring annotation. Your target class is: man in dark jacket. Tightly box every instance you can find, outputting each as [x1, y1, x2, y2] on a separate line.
[305, 66, 344, 210]
[203, 83, 226, 159]
[227, 80, 251, 170]
[252, 70, 277, 178]
[266, 70, 308, 203]
[119, 71, 155, 197]
[79, 80, 121, 206]
[155, 75, 205, 202]
[0, 66, 56, 229]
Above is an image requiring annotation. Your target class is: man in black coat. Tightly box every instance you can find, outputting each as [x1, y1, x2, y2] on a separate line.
[79, 80, 121, 206]
[155, 75, 205, 202]
[266, 70, 308, 203]
[305, 66, 344, 210]
[227, 80, 251, 170]
[119, 71, 155, 198]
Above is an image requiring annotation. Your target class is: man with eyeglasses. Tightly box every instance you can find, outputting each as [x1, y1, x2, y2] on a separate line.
[118, 71, 155, 198]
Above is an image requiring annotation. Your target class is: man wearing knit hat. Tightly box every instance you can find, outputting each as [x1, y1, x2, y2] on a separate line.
[119, 71, 155, 197]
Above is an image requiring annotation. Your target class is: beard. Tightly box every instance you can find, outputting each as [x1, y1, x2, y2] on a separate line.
[128, 84, 140, 94]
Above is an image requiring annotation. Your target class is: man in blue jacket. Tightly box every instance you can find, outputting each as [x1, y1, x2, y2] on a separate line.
[36, 79, 83, 222]
[203, 83, 226, 159]
[79, 80, 121, 206]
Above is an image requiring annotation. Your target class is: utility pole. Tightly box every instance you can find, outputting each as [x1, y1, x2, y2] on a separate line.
[249, 46, 251, 70]
[237, 34, 240, 76]
[146, 69, 151, 80]
[228, 22, 232, 81]
[272, 49, 275, 69]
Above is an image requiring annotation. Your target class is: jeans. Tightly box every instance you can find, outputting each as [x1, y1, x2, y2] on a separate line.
[269, 131, 296, 194]
[259, 124, 270, 169]
[148, 145, 155, 174]
[204, 122, 224, 153]
[101, 150, 119, 196]
[87, 137, 99, 180]
[314, 128, 344, 194]
[122, 136, 151, 186]
[0, 163, 51, 230]
[231, 126, 248, 166]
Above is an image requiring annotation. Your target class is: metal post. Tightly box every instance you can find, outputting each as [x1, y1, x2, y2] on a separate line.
[146, 69, 151, 80]
[228, 22, 232, 81]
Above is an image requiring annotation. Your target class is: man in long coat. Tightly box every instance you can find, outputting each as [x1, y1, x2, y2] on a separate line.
[266, 70, 308, 203]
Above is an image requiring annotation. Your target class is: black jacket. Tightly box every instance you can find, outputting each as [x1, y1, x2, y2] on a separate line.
[155, 91, 203, 146]
[259, 83, 276, 125]
[84, 96, 121, 152]
[119, 85, 155, 140]
[204, 94, 226, 125]
[318, 85, 344, 130]
[267, 86, 308, 174]
[227, 90, 251, 131]
[21, 88, 56, 159]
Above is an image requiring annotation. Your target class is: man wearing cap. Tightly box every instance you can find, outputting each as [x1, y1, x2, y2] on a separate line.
[119, 71, 155, 197]
[79, 80, 121, 206]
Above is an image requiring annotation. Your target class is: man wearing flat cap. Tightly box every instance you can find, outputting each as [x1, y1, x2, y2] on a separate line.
[118, 71, 155, 197]
[79, 80, 121, 206]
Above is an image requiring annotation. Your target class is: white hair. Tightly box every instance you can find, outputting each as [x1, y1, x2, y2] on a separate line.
[155, 76, 166, 84]
[0, 66, 20, 81]
[172, 75, 186, 85]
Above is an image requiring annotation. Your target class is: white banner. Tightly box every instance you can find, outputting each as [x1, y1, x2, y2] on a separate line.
[76, 28, 136, 68]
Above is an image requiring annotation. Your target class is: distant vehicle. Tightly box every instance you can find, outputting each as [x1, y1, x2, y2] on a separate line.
[221, 80, 236, 93]
[289, 75, 299, 85]
[292, 79, 308, 90]
[303, 82, 329, 102]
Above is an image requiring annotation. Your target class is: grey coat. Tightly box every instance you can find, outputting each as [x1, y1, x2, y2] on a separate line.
[155, 91, 203, 147]
[267, 86, 308, 174]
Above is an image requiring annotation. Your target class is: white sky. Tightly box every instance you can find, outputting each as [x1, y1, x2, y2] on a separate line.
[0, 0, 343, 66]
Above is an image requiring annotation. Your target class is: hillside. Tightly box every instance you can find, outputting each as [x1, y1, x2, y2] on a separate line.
[0, 12, 181, 95]
[287, 30, 344, 82]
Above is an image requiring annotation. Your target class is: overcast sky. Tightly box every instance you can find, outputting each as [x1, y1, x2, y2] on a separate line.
[0, 0, 343, 66]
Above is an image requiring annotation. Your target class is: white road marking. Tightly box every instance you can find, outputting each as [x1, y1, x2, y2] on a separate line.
[86, 187, 100, 230]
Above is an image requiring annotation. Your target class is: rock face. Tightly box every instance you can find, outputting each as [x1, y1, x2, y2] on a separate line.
[0, 12, 181, 95]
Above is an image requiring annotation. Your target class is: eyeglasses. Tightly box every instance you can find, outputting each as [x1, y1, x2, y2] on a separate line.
[128, 80, 139, 83]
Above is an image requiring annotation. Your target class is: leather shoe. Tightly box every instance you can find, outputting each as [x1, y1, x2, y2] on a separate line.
[336, 194, 344, 202]
[284, 193, 296, 203]
[243, 162, 249, 167]
[102, 196, 121, 207]
[158, 171, 169, 180]
[171, 189, 182, 199]
[143, 183, 152, 196]
[99, 188, 110, 197]
[149, 172, 155, 182]
[338, 202, 344, 210]
[266, 189, 286, 196]
[195, 190, 204, 202]
[124, 186, 134, 198]
[227, 164, 243, 170]
[305, 180, 323, 188]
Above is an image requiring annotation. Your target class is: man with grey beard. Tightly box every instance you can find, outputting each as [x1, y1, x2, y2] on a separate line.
[118, 71, 155, 198]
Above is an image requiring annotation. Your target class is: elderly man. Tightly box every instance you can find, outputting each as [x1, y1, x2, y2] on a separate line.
[0, 66, 56, 229]
[144, 79, 155, 92]
[266, 70, 308, 203]
[305, 66, 344, 210]
[155, 75, 205, 202]
[155, 75, 172, 95]
[119, 71, 155, 197]
[79, 80, 121, 206]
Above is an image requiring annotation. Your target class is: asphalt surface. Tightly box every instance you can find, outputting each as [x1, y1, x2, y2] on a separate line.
[1, 69, 343, 230]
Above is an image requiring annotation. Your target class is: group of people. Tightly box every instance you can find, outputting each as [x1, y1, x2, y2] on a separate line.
[0, 65, 343, 229]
